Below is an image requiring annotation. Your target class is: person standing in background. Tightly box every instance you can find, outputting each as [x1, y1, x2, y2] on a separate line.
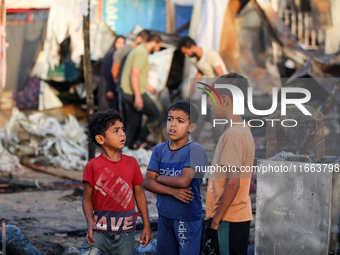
[111, 30, 151, 114]
[120, 34, 162, 149]
[111, 30, 151, 85]
[97, 35, 125, 111]
[178, 36, 227, 80]
[178, 36, 228, 141]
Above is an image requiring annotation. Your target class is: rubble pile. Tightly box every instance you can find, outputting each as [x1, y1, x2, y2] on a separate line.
[0, 142, 25, 175]
[0, 108, 87, 171]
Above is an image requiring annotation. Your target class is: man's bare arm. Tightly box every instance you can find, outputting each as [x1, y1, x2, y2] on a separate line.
[111, 62, 121, 83]
[214, 65, 225, 76]
[130, 67, 143, 111]
[195, 70, 204, 79]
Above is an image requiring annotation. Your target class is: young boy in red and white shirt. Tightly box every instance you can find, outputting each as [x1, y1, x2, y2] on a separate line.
[80, 109, 150, 254]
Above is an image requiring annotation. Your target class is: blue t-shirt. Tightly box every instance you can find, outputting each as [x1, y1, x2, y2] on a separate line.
[147, 141, 208, 221]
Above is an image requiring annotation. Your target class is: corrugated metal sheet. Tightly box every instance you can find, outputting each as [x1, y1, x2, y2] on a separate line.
[255, 159, 334, 254]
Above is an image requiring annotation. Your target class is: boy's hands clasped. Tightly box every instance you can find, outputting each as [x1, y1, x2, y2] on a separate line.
[170, 187, 194, 203]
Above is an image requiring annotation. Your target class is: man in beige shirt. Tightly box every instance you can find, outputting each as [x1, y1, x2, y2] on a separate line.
[178, 36, 227, 79]
[178, 36, 228, 142]
[205, 72, 255, 255]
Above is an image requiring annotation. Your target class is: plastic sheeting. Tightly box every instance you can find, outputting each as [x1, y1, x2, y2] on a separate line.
[0, 142, 25, 175]
[0, 108, 87, 171]
[43, 0, 88, 70]
[195, 0, 229, 51]
[325, 0, 340, 54]
[90, 22, 116, 61]
[148, 47, 175, 113]
[121, 147, 152, 176]
[5, 0, 53, 9]
[181, 0, 229, 99]
[5, 17, 47, 90]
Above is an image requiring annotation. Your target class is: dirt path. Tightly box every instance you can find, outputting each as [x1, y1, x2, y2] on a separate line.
[0, 165, 160, 255]
[1, 188, 85, 254]
[0, 166, 86, 254]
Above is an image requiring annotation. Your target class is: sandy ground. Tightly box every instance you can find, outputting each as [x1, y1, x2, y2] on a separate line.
[0, 166, 255, 255]
[0, 167, 86, 254]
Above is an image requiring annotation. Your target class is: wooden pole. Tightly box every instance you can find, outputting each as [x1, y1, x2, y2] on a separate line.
[166, 0, 173, 34]
[83, 0, 96, 160]
[1, 0, 7, 89]
[1, 218, 6, 255]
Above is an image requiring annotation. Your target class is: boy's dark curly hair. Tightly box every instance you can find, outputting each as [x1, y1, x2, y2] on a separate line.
[168, 100, 199, 124]
[87, 109, 124, 147]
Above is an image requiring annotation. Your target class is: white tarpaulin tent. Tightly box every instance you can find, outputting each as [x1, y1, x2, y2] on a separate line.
[181, 0, 230, 99]
[5, 0, 53, 9]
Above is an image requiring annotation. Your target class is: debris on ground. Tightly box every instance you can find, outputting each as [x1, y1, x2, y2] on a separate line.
[0, 142, 25, 175]
[62, 247, 79, 255]
[122, 147, 152, 166]
[0, 107, 87, 171]
[0, 224, 43, 255]
[134, 239, 157, 255]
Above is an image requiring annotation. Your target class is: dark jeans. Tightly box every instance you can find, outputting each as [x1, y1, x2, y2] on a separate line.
[79, 231, 135, 255]
[122, 92, 160, 149]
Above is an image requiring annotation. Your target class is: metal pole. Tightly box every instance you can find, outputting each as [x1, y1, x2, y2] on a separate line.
[83, 0, 95, 160]
[1, 218, 6, 255]
[0, 0, 7, 89]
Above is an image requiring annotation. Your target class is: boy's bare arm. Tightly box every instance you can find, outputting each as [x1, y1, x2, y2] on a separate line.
[143, 170, 194, 203]
[134, 184, 151, 248]
[82, 182, 96, 244]
[210, 169, 240, 230]
[156, 167, 193, 188]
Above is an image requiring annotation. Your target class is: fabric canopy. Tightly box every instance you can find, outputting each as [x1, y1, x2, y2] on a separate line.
[5, 0, 52, 9]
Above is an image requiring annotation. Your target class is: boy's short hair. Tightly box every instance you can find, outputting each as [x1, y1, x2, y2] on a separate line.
[167, 100, 199, 124]
[146, 34, 162, 43]
[177, 36, 196, 50]
[87, 109, 124, 147]
[212, 72, 249, 101]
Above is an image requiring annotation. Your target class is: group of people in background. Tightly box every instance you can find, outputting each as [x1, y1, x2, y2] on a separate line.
[97, 31, 228, 150]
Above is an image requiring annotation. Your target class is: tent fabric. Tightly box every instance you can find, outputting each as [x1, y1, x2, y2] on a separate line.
[181, 0, 229, 99]
[325, 0, 340, 54]
[43, 0, 86, 70]
[5, 0, 53, 9]
[0, 5, 8, 89]
[196, 0, 229, 51]
[6, 18, 46, 90]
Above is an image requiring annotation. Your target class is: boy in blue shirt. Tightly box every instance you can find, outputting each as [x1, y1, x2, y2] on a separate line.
[143, 101, 208, 255]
